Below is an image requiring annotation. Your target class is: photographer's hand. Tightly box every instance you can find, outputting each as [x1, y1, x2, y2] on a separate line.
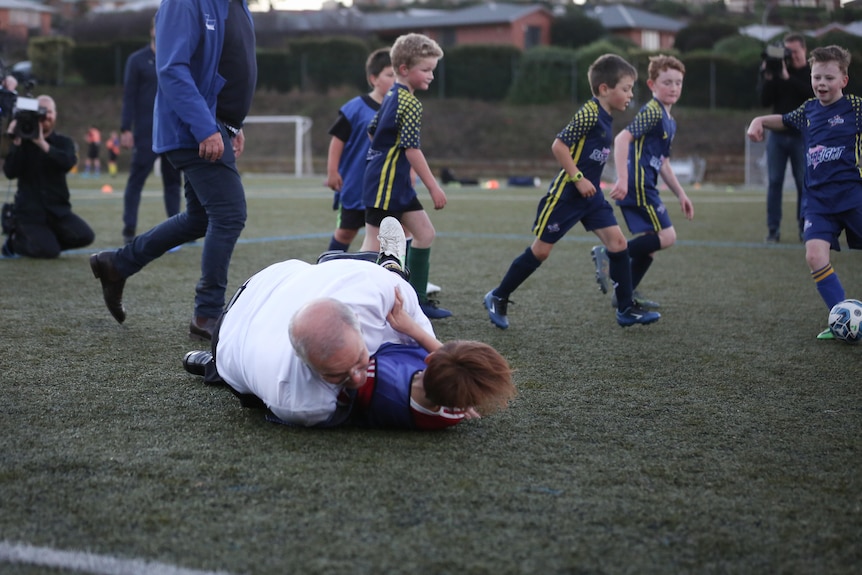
[32, 123, 49, 153]
[6, 119, 20, 146]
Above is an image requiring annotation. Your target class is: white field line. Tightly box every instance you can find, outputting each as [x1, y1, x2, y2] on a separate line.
[0, 540, 237, 575]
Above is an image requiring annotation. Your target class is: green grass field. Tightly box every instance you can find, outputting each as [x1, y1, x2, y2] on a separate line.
[1, 174, 860, 574]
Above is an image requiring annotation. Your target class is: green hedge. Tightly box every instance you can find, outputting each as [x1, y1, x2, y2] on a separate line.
[62, 35, 862, 109]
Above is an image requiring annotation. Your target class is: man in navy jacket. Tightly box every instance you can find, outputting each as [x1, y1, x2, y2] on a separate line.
[90, 0, 258, 340]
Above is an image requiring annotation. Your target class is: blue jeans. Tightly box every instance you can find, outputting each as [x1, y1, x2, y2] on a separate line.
[114, 125, 247, 319]
[122, 142, 182, 233]
[766, 130, 806, 234]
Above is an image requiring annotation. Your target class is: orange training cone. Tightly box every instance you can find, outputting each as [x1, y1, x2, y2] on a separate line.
[101, 184, 113, 194]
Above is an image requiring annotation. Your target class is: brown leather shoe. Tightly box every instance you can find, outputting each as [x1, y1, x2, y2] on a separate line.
[89, 251, 126, 324]
[189, 316, 218, 341]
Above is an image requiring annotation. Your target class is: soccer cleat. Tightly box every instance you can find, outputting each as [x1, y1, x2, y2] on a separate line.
[377, 216, 407, 271]
[616, 304, 661, 327]
[611, 290, 661, 310]
[591, 245, 611, 294]
[421, 299, 452, 319]
[816, 328, 835, 340]
[427, 281, 442, 295]
[483, 290, 510, 329]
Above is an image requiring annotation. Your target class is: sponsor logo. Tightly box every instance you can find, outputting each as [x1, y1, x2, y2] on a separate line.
[807, 145, 845, 170]
[589, 147, 611, 164]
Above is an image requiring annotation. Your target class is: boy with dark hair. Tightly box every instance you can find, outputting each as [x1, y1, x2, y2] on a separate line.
[603, 54, 694, 311]
[360, 33, 451, 319]
[748, 45, 862, 339]
[483, 54, 660, 330]
[325, 48, 395, 252]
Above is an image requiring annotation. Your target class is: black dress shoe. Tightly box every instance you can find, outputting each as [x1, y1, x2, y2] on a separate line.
[183, 350, 213, 376]
[189, 316, 218, 341]
[89, 251, 126, 324]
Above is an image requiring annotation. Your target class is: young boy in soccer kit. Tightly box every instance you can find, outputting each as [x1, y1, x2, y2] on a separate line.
[325, 48, 395, 252]
[748, 45, 862, 339]
[483, 54, 661, 330]
[361, 33, 450, 320]
[351, 339, 516, 430]
[606, 55, 694, 310]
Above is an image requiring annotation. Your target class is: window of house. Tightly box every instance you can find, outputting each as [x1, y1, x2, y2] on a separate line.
[9, 10, 39, 28]
[641, 30, 659, 51]
[524, 26, 541, 50]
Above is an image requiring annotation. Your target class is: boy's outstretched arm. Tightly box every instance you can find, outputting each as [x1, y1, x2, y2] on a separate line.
[747, 114, 785, 142]
[405, 147, 447, 209]
[387, 287, 442, 352]
[659, 159, 694, 221]
[610, 129, 633, 201]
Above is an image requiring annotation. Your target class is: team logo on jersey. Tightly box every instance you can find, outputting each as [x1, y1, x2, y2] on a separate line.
[589, 147, 611, 164]
[807, 145, 845, 170]
[204, 14, 216, 30]
[649, 156, 663, 171]
[827, 115, 845, 127]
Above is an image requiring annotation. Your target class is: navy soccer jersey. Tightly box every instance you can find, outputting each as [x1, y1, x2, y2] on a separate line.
[352, 343, 466, 430]
[532, 98, 617, 241]
[783, 95, 862, 214]
[618, 97, 676, 208]
[328, 94, 381, 211]
[363, 83, 423, 211]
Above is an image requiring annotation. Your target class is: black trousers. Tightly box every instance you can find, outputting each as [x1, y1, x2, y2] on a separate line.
[9, 212, 94, 258]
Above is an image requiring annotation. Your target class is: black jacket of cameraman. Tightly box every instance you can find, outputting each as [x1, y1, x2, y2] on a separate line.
[760, 62, 813, 114]
[3, 131, 78, 223]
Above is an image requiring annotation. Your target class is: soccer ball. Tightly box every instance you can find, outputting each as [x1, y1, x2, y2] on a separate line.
[828, 299, 862, 344]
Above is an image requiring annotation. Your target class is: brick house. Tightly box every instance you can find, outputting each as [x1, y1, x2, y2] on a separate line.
[585, 4, 684, 51]
[365, 3, 553, 50]
[0, 0, 54, 42]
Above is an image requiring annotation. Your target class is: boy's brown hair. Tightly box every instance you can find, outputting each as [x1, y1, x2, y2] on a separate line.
[810, 45, 851, 75]
[588, 53, 637, 96]
[647, 54, 686, 81]
[366, 47, 392, 79]
[422, 340, 516, 416]
[390, 33, 443, 71]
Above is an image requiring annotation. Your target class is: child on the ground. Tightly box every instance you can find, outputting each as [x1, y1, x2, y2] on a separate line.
[360, 33, 450, 319]
[325, 48, 395, 252]
[483, 54, 660, 330]
[747, 45, 862, 339]
[604, 54, 694, 311]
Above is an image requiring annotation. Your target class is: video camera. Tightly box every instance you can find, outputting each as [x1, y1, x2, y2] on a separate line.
[762, 43, 791, 77]
[0, 60, 43, 140]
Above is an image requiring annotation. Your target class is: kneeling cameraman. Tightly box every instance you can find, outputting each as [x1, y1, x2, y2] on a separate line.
[2, 94, 94, 258]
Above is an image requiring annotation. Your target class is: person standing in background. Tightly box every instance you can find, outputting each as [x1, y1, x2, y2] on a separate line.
[759, 32, 813, 244]
[119, 20, 182, 245]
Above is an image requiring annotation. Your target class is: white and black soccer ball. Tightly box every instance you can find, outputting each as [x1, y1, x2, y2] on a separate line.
[828, 299, 862, 344]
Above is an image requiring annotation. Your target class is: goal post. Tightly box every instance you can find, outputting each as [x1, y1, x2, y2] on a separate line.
[243, 115, 313, 177]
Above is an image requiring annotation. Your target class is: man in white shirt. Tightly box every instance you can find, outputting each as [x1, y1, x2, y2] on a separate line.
[183, 218, 433, 427]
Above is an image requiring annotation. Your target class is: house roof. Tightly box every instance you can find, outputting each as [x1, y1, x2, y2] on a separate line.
[256, 3, 550, 34]
[585, 4, 684, 33]
[366, 3, 551, 32]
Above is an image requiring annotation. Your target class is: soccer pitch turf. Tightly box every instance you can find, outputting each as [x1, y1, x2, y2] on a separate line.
[1, 175, 860, 574]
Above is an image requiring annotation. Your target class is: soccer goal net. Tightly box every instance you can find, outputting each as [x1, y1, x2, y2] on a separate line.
[242, 115, 313, 177]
